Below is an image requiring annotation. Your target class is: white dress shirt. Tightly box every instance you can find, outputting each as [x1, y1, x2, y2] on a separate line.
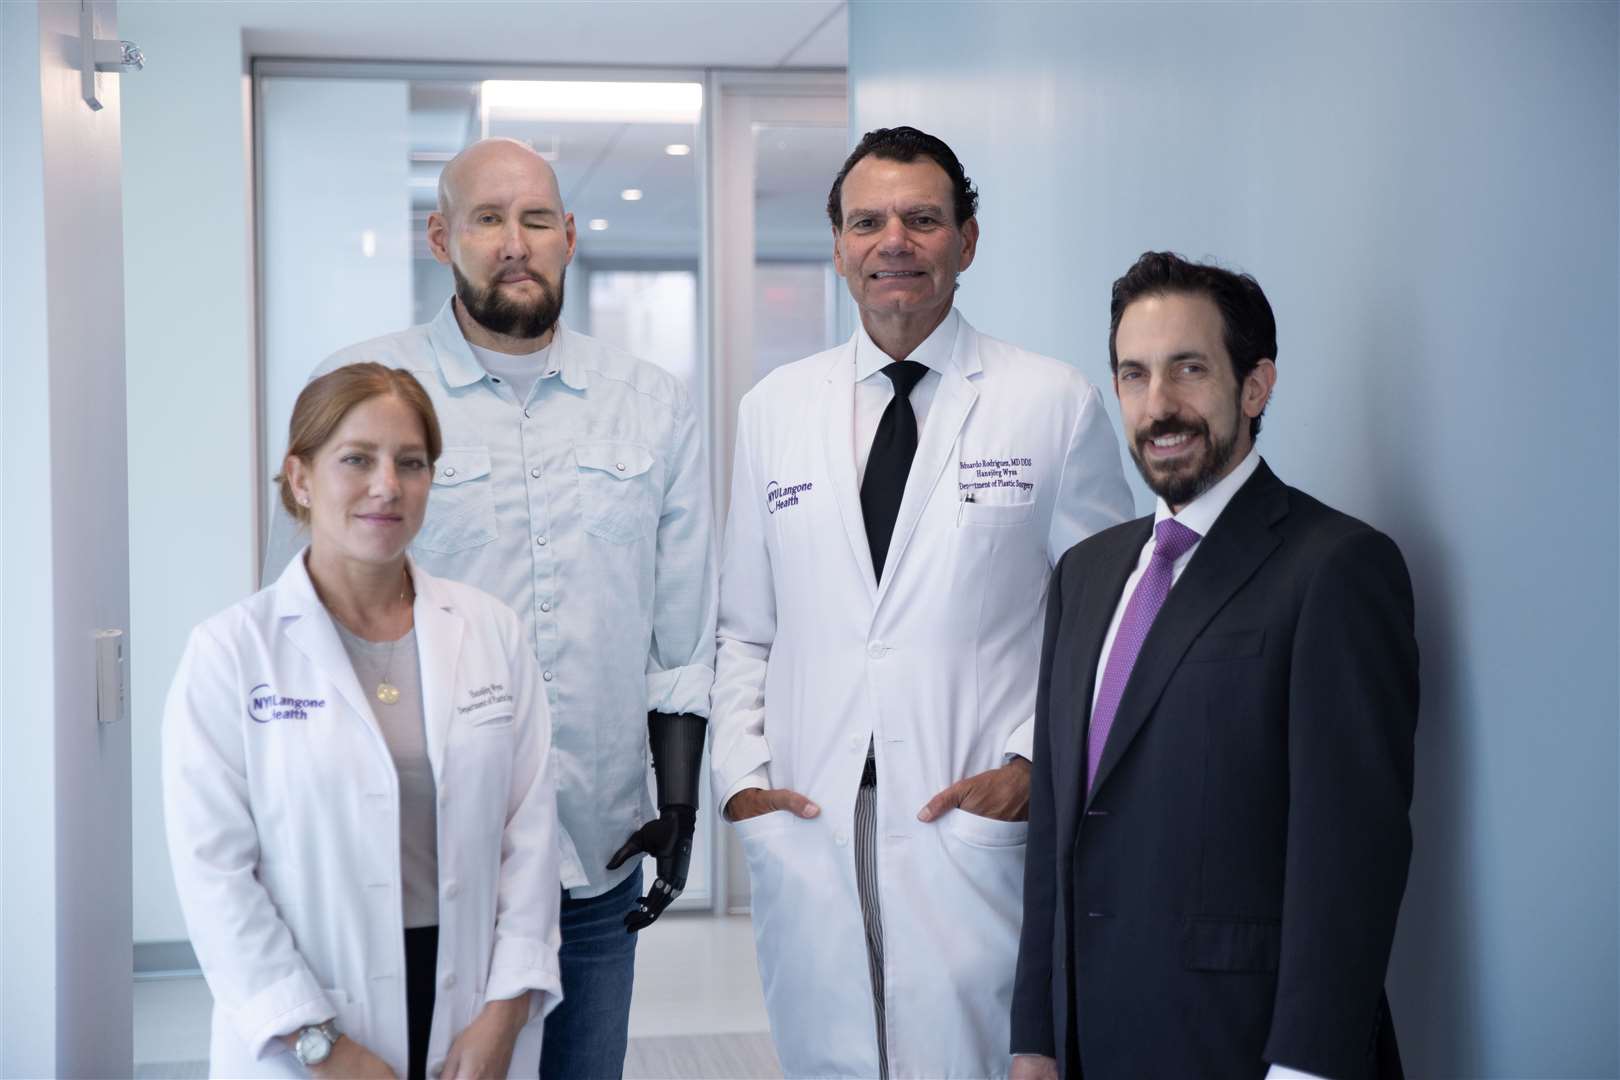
[1090, 447, 1261, 711]
[1085, 446, 1325, 1080]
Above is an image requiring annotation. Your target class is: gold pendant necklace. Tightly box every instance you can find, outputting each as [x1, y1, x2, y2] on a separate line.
[375, 568, 411, 706]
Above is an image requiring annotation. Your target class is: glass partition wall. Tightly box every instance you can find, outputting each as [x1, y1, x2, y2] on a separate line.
[256, 62, 845, 913]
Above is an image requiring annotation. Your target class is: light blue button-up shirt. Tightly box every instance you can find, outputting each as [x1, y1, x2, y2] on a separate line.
[265, 299, 717, 897]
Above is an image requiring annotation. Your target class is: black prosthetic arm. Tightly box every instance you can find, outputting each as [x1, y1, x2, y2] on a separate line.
[605, 711, 706, 932]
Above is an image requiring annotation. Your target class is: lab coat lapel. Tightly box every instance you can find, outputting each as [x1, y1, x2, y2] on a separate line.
[875, 320, 979, 606]
[276, 553, 387, 746]
[1086, 465, 1288, 806]
[821, 341, 878, 600]
[409, 562, 464, 783]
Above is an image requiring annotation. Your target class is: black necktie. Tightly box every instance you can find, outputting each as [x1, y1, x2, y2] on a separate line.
[860, 360, 929, 582]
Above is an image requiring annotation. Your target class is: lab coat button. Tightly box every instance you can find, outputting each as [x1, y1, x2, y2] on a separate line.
[444, 882, 460, 900]
[442, 972, 457, 990]
[543, 670, 555, 682]
[848, 735, 862, 752]
[835, 830, 849, 847]
[867, 642, 886, 659]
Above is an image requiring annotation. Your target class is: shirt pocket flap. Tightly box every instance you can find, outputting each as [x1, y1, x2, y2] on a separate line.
[1181, 916, 1281, 973]
[575, 441, 654, 480]
[1182, 629, 1266, 663]
[434, 447, 493, 487]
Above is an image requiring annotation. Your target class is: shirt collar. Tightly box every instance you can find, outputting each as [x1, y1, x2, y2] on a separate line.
[1152, 445, 1263, 539]
[428, 297, 587, 392]
[854, 308, 961, 383]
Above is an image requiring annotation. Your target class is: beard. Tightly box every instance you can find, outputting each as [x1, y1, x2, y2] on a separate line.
[1127, 412, 1240, 508]
[453, 264, 565, 341]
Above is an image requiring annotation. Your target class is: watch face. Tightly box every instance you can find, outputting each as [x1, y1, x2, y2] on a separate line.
[296, 1025, 334, 1065]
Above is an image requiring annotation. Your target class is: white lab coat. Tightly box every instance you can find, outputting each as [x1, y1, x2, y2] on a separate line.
[163, 553, 571, 1078]
[712, 315, 1133, 1078]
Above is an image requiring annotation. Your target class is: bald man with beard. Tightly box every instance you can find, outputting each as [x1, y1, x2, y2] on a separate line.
[264, 139, 717, 1080]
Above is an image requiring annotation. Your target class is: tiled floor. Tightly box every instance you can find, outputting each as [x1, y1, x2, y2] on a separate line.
[133, 912, 775, 1077]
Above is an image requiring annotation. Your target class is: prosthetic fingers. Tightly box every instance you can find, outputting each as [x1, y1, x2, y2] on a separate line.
[605, 711, 706, 932]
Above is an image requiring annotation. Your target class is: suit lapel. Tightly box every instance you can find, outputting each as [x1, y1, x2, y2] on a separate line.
[1065, 519, 1153, 793]
[876, 318, 979, 606]
[820, 342, 879, 600]
[1086, 464, 1289, 806]
[410, 565, 463, 784]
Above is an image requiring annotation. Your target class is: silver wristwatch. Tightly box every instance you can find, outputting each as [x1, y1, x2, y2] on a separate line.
[293, 1020, 341, 1068]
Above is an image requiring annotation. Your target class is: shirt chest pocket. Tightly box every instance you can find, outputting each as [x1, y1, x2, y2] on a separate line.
[574, 440, 657, 544]
[415, 446, 498, 554]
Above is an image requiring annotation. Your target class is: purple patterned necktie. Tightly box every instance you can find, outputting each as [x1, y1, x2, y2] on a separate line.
[1087, 517, 1202, 791]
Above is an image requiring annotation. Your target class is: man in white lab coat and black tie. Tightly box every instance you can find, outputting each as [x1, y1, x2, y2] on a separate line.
[711, 126, 1134, 1079]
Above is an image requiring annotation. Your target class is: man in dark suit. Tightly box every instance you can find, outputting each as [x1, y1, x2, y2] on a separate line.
[1010, 252, 1418, 1080]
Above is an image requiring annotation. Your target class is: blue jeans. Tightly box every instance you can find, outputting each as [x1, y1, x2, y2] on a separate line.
[540, 865, 641, 1080]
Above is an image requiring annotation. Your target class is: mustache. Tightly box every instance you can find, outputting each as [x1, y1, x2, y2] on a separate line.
[1138, 417, 1208, 441]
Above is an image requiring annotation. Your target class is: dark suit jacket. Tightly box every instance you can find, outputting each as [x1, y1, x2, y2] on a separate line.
[1011, 461, 1418, 1080]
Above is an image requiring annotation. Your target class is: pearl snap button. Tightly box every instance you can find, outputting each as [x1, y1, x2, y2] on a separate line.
[615, 462, 626, 471]
[443, 467, 456, 478]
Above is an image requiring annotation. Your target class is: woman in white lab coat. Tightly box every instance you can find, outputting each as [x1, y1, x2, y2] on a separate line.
[164, 363, 572, 1079]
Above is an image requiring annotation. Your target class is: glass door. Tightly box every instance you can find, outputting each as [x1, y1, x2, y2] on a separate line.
[704, 72, 847, 910]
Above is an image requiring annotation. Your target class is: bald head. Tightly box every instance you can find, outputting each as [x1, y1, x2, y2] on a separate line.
[427, 136, 576, 350]
[436, 137, 564, 218]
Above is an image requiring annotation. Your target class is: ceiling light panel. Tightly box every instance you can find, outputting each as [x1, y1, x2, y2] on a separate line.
[481, 80, 703, 125]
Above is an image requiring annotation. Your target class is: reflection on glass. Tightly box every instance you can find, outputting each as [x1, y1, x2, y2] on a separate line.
[589, 271, 699, 400]
[753, 124, 849, 378]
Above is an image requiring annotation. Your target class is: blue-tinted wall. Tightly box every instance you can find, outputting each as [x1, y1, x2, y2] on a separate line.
[850, 1, 1619, 1073]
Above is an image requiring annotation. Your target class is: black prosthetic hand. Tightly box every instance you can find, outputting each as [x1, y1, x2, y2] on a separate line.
[605, 711, 705, 932]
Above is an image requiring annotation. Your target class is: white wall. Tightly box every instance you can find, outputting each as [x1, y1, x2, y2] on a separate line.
[2, 1, 134, 1072]
[122, 1, 259, 946]
[1, 1, 59, 1066]
[849, 0, 1620, 1074]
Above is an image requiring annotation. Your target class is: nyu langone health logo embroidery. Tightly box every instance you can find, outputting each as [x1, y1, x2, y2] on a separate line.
[248, 683, 327, 723]
[765, 479, 813, 514]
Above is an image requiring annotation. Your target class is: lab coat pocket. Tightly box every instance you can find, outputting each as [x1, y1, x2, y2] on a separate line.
[416, 447, 498, 554]
[734, 811, 802, 923]
[941, 809, 1029, 848]
[730, 808, 798, 841]
[466, 709, 515, 731]
[574, 441, 656, 544]
[958, 498, 1036, 527]
[938, 811, 1028, 927]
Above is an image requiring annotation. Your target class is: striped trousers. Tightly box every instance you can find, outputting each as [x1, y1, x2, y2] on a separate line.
[854, 747, 890, 1079]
